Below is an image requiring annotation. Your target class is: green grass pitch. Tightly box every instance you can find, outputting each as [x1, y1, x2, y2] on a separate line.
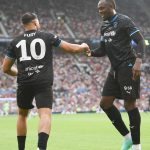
[0, 113, 150, 150]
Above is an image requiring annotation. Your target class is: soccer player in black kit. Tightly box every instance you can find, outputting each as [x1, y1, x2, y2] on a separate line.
[86, 0, 145, 150]
[2, 12, 90, 150]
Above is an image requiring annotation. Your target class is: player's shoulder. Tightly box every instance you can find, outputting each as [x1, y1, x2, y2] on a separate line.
[36, 30, 54, 37]
[9, 33, 24, 45]
[117, 13, 132, 22]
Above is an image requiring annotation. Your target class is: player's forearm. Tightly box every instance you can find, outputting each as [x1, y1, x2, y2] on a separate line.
[3, 67, 18, 76]
[66, 44, 85, 53]
[135, 39, 145, 59]
[91, 47, 106, 57]
[60, 41, 85, 53]
[91, 40, 106, 57]
[131, 32, 145, 60]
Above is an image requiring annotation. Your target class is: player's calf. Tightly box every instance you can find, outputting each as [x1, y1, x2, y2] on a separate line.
[37, 108, 51, 150]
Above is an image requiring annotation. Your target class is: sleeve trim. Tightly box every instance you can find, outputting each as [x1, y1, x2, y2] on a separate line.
[55, 40, 62, 47]
[130, 30, 140, 36]
[5, 55, 16, 60]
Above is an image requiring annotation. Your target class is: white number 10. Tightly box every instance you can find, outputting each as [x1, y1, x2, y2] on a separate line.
[16, 38, 46, 61]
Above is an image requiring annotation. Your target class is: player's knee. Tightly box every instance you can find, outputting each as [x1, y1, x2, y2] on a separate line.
[40, 113, 50, 120]
[100, 100, 104, 108]
[38, 107, 51, 113]
[100, 99, 108, 109]
[38, 108, 51, 120]
[18, 109, 29, 117]
[124, 100, 136, 111]
[100, 97, 114, 110]
[40, 113, 51, 127]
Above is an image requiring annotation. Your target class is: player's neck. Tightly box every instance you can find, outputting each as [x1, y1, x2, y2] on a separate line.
[24, 25, 37, 32]
[110, 10, 117, 19]
[107, 11, 117, 21]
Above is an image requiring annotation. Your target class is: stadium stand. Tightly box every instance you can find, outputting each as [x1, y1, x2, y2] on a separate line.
[0, 0, 150, 38]
[0, 0, 150, 114]
[0, 49, 150, 114]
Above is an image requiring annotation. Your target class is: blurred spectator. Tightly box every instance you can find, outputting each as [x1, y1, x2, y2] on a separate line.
[0, 0, 150, 113]
[0, 0, 150, 38]
[0, 48, 150, 113]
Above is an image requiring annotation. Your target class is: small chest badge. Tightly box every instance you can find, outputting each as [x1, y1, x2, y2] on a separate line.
[113, 22, 118, 28]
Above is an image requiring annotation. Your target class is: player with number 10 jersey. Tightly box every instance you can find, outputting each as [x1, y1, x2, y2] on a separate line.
[3, 12, 89, 150]
[6, 30, 61, 85]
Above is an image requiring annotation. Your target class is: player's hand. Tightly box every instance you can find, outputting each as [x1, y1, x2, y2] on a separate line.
[81, 43, 91, 54]
[132, 58, 142, 80]
[86, 50, 91, 57]
[81, 43, 91, 56]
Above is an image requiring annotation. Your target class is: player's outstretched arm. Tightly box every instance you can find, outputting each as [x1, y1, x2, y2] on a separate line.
[2, 57, 18, 76]
[59, 40, 90, 53]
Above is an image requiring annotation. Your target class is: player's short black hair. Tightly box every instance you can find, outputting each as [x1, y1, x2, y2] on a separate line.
[99, 0, 116, 9]
[21, 12, 38, 25]
[106, 0, 116, 9]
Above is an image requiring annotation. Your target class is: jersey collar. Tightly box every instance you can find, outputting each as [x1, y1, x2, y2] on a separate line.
[109, 14, 118, 23]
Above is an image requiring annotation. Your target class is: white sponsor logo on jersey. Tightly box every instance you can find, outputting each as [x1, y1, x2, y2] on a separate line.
[104, 31, 116, 37]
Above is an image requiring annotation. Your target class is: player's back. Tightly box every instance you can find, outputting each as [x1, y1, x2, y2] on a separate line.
[9, 30, 60, 85]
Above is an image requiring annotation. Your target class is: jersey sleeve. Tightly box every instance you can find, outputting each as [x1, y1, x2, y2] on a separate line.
[5, 41, 16, 59]
[50, 34, 62, 47]
[123, 16, 140, 37]
[91, 31, 106, 57]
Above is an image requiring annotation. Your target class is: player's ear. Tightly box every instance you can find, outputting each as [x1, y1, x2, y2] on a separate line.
[34, 19, 40, 29]
[32, 20, 36, 26]
[32, 20, 37, 28]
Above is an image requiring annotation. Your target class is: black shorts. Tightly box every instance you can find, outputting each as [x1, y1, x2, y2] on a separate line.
[17, 83, 53, 109]
[102, 66, 140, 100]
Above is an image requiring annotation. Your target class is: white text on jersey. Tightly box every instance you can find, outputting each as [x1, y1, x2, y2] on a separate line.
[24, 32, 36, 37]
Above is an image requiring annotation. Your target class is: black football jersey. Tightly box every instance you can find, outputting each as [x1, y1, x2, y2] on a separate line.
[101, 13, 140, 69]
[6, 30, 61, 85]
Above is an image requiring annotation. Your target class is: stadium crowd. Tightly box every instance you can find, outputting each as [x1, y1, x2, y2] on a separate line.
[0, 0, 150, 114]
[0, 0, 150, 38]
[0, 48, 150, 114]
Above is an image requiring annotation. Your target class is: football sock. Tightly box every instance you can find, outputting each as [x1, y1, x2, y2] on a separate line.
[17, 136, 26, 150]
[132, 144, 142, 150]
[124, 132, 131, 140]
[102, 105, 129, 136]
[127, 108, 141, 144]
[38, 132, 49, 150]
